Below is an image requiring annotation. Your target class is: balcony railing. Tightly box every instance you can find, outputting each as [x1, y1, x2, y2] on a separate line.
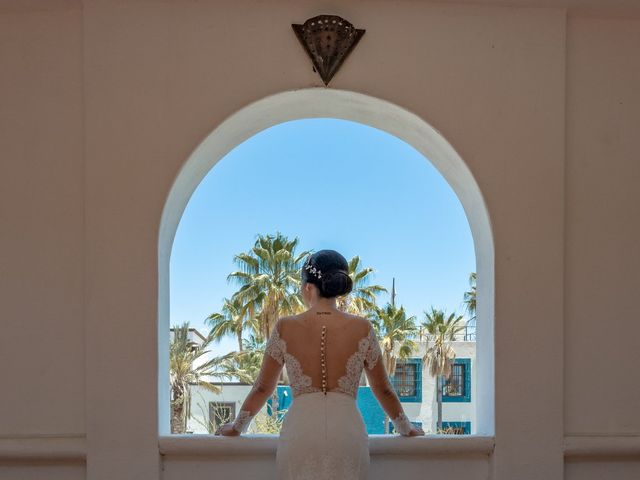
[455, 325, 476, 342]
[419, 325, 476, 342]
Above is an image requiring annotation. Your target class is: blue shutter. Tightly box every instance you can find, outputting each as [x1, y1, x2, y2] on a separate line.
[464, 359, 471, 402]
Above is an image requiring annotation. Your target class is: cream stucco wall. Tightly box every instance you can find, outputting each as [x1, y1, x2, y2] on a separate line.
[1, 1, 639, 479]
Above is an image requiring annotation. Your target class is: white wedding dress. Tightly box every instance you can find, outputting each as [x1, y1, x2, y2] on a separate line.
[263, 317, 383, 480]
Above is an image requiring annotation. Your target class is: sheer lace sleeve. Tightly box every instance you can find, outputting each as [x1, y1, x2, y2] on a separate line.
[364, 323, 382, 370]
[364, 328, 408, 427]
[264, 319, 285, 365]
[229, 324, 285, 430]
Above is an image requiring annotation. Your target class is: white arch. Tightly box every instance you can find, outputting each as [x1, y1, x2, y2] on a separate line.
[158, 88, 495, 436]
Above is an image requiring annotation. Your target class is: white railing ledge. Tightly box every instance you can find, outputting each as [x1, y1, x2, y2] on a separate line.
[368, 434, 495, 455]
[159, 434, 495, 457]
[564, 434, 640, 458]
[0, 435, 86, 461]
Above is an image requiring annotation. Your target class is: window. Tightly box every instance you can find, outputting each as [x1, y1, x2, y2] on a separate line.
[445, 363, 465, 396]
[209, 402, 236, 432]
[442, 358, 471, 402]
[392, 358, 422, 402]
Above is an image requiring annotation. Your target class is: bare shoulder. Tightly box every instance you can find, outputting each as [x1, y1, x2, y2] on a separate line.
[276, 314, 308, 331]
[281, 311, 370, 332]
[274, 315, 295, 329]
[341, 312, 373, 331]
[278, 314, 304, 324]
[343, 311, 370, 323]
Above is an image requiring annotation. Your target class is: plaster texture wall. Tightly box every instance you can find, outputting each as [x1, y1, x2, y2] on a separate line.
[1, 1, 639, 479]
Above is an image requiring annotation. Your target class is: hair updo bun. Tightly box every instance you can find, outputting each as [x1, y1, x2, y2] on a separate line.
[301, 249, 353, 298]
[319, 270, 353, 298]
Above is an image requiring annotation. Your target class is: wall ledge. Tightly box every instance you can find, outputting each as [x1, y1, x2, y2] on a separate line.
[564, 434, 640, 458]
[8, 434, 638, 461]
[159, 434, 496, 457]
[0, 435, 86, 461]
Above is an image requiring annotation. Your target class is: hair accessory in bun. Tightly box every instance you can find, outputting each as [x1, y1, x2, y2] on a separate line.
[304, 261, 322, 279]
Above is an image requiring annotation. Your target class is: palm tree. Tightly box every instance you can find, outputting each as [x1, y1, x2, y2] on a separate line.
[169, 322, 235, 434]
[227, 232, 310, 341]
[219, 335, 266, 383]
[205, 296, 259, 351]
[226, 232, 308, 418]
[336, 255, 388, 316]
[462, 271, 477, 341]
[420, 307, 466, 432]
[463, 272, 477, 322]
[370, 303, 418, 433]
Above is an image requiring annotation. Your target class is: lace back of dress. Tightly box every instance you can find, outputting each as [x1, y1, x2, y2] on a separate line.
[263, 319, 382, 399]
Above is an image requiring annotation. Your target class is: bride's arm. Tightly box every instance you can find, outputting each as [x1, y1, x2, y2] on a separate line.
[363, 324, 425, 437]
[215, 321, 285, 436]
[365, 360, 424, 436]
[215, 353, 284, 436]
[365, 359, 404, 418]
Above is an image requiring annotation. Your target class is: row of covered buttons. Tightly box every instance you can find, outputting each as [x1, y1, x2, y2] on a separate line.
[321, 325, 327, 394]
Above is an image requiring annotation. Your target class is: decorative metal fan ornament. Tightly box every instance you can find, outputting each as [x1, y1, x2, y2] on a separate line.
[292, 15, 365, 86]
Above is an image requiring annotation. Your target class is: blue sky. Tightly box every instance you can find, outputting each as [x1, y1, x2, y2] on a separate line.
[170, 118, 476, 355]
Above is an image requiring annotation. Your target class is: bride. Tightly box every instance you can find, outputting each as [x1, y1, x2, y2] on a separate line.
[215, 249, 424, 478]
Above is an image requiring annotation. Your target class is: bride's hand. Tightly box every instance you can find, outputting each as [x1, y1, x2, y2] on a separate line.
[406, 425, 425, 436]
[214, 423, 240, 436]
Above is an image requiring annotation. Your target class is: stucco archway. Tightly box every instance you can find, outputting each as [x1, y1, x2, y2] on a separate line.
[158, 88, 495, 436]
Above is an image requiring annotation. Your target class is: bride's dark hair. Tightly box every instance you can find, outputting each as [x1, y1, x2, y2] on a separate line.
[302, 249, 353, 298]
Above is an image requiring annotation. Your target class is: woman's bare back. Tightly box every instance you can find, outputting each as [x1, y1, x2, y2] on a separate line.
[266, 310, 381, 398]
